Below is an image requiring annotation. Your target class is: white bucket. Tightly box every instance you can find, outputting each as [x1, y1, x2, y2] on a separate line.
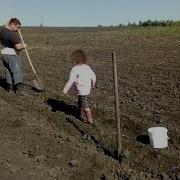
[148, 127, 169, 148]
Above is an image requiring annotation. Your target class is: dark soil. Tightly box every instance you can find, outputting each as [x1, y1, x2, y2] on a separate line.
[0, 27, 179, 180]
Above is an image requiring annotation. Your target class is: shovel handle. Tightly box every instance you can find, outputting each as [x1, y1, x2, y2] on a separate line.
[18, 29, 38, 80]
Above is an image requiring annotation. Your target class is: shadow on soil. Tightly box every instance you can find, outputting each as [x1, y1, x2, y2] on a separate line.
[0, 77, 8, 91]
[46, 98, 78, 117]
[136, 135, 150, 145]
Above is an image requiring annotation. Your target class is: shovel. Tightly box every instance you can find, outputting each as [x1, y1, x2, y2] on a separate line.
[18, 29, 44, 91]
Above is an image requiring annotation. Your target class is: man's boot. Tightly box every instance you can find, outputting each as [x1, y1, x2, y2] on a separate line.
[15, 83, 27, 96]
[84, 108, 93, 124]
[7, 84, 14, 94]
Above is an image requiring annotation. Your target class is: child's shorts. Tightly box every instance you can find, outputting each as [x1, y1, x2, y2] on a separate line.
[78, 95, 89, 109]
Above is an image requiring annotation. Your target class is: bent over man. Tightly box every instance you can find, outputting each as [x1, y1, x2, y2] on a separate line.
[0, 18, 27, 95]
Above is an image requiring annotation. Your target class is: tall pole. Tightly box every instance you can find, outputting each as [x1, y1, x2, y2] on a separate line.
[40, 16, 44, 28]
[112, 52, 122, 158]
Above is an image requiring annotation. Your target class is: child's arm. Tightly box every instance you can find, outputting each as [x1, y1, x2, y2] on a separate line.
[91, 69, 96, 88]
[63, 67, 77, 94]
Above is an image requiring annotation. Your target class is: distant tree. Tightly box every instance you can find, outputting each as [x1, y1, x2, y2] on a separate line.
[160, 20, 166, 26]
[154, 20, 159, 26]
[118, 23, 123, 27]
[142, 21, 148, 26]
[126, 19, 180, 27]
[151, 20, 158, 26]
[132, 22, 137, 27]
[147, 20, 152, 26]
[174, 21, 180, 26]
[139, 20, 142, 26]
[127, 22, 132, 27]
[166, 20, 173, 26]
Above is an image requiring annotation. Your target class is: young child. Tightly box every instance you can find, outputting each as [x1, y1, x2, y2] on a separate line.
[63, 50, 96, 124]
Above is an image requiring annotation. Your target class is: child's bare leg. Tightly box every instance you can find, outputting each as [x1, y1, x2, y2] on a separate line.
[77, 96, 86, 120]
[78, 95, 93, 124]
[84, 108, 93, 124]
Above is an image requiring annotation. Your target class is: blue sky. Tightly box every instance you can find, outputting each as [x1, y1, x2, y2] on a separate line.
[0, 0, 179, 27]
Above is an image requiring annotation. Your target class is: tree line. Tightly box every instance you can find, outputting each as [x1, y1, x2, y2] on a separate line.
[98, 20, 180, 28]
[123, 20, 180, 27]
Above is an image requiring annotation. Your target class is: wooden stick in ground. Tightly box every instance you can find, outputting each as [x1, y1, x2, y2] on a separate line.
[112, 51, 122, 158]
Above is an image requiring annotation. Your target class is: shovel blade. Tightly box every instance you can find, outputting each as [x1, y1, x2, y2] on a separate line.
[33, 77, 44, 91]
